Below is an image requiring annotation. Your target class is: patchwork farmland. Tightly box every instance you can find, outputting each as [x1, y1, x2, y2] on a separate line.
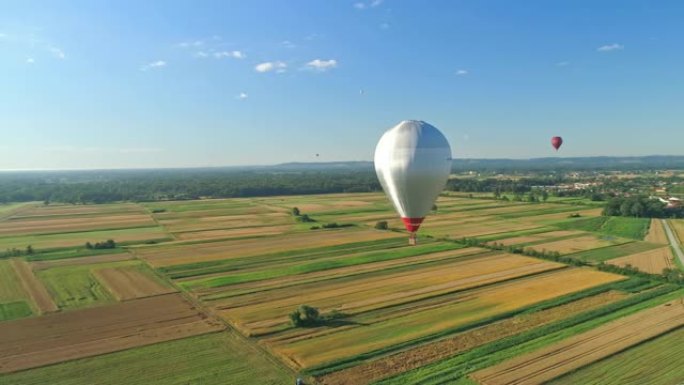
[0, 194, 682, 384]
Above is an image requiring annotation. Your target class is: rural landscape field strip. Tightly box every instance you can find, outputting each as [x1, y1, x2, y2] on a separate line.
[94, 266, 176, 301]
[270, 268, 623, 369]
[9, 259, 57, 314]
[220, 253, 564, 336]
[645, 218, 669, 244]
[137, 228, 403, 267]
[316, 290, 627, 385]
[570, 241, 662, 262]
[0, 293, 224, 373]
[374, 284, 681, 385]
[0, 226, 172, 250]
[0, 214, 156, 237]
[608, 246, 674, 274]
[470, 300, 684, 385]
[0, 260, 33, 321]
[30, 252, 133, 270]
[547, 327, 684, 385]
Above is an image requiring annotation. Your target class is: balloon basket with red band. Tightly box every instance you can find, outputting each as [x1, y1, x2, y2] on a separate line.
[402, 217, 424, 245]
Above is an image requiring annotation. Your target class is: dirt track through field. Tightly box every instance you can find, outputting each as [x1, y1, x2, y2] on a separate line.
[94, 267, 176, 300]
[317, 291, 627, 385]
[9, 259, 58, 314]
[471, 300, 684, 385]
[0, 293, 223, 373]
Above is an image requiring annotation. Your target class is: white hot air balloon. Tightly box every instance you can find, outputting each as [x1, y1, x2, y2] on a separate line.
[374, 120, 452, 245]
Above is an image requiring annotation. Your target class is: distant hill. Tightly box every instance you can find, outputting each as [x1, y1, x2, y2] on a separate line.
[274, 156, 684, 172]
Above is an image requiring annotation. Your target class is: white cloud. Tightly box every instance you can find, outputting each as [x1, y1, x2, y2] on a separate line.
[194, 51, 209, 58]
[556, 61, 570, 67]
[354, 0, 382, 9]
[0, 33, 6, 38]
[49, 47, 65, 59]
[237, 92, 248, 100]
[214, 50, 245, 59]
[179, 40, 204, 48]
[456, 69, 468, 76]
[380, 22, 390, 30]
[26, 58, 35, 64]
[140, 60, 167, 71]
[597, 43, 624, 52]
[282, 40, 296, 48]
[305, 59, 338, 71]
[255, 61, 287, 73]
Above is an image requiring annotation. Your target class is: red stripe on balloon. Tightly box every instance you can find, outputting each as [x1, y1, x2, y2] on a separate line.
[401, 217, 425, 232]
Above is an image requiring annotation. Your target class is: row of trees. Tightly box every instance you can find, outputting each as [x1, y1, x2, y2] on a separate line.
[602, 195, 684, 218]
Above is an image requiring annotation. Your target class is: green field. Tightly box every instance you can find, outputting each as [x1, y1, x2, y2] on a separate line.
[0, 260, 33, 321]
[599, 216, 651, 240]
[0, 226, 171, 250]
[548, 326, 684, 385]
[36, 261, 141, 309]
[0, 332, 293, 385]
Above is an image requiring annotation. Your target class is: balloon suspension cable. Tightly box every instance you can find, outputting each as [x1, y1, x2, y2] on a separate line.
[408, 232, 417, 246]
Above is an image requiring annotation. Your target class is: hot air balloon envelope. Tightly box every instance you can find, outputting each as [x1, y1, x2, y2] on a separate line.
[551, 136, 563, 150]
[374, 120, 452, 242]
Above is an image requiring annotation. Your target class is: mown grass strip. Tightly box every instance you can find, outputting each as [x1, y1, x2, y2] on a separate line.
[26, 247, 128, 262]
[0, 301, 33, 321]
[374, 285, 682, 385]
[181, 242, 463, 290]
[554, 216, 609, 232]
[570, 241, 662, 263]
[599, 216, 650, 240]
[305, 277, 646, 377]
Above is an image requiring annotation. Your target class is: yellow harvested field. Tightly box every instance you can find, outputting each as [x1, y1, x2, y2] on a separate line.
[517, 208, 603, 225]
[271, 268, 624, 369]
[138, 229, 403, 267]
[471, 300, 684, 385]
[10, 259, 58, 314]
[644, 219, 669, 244]
[436, 221, 539, 238]
[94, 267, 176, 301]
[527, 235, 617, 254]
[159, 213, 290, 233]
[218, 253, 565, 336]
[175, 224, 293, 240]
[608, 246, 674, 274]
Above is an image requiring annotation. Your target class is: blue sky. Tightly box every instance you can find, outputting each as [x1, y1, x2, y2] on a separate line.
[1, 0, 683, 170]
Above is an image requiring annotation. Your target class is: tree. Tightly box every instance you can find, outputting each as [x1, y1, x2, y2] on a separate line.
[26, 245, 34, 255]
[374, 221, 389, 230]
[431, 204, 438, 211]
[292, 207, 300, 216]
[541, 190, 549, 202]
[289, 305, 321, 327]
[85, 242, 93, 249]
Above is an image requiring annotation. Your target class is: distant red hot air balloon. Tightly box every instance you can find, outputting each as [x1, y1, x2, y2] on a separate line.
[551, 136, 563, 151]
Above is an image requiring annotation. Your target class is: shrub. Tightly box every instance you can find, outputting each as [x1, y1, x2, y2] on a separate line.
[374, 221, 389, 230]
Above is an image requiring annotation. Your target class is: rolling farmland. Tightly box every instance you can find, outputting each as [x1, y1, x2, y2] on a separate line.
[0, 194, 682, 384]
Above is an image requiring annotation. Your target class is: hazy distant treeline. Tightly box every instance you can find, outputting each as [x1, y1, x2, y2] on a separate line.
[0, 169, 381, 204]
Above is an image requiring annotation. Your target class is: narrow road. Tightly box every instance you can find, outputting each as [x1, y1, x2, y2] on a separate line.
[661, 219, 684, 270]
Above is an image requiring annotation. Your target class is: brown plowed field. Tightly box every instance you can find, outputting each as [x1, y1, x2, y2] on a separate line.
[526, 235, 617, 254]
[10, 259, 58, 314]
[31, 253, 133, 270]
[138, 229, 403, 267]
[94, 267, 177, 301]
[645, 219, 669, 244]
[0, 293, 224, 373]
[318, 291, 627, 385]
[608, 246, 674, 274]
[471, 300, 684, 385]
[0, 214, 155, 236]
[14, 203, 145, 217]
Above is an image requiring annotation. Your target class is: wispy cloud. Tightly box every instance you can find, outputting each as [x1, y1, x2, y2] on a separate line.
[380, 22, 390, 30]
[282, 40, 296, 48]
[237, 92, 248, 100]
[49, 47, 66, 59]
[0, 33, 6, 39]
[354, 0, 382, 9]
[26, 57, 35, 64]
[305, 59, 338, 72]
[455, 69, 468, 76]
[140, 60, 167, 71]
[255, 61, 287, 73]
[556, 61, 570, 67]
[597, 43, 624, 52]
[178, 40, 204, 48]
[213, 50, 245, 59]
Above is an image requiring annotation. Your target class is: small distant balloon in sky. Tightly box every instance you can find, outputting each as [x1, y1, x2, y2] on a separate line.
[551, 136, 563, 151]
